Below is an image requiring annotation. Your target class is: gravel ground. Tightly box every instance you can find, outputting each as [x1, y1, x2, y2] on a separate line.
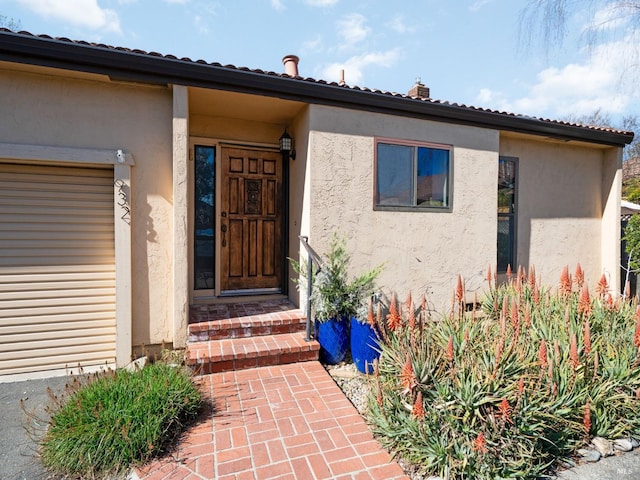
[324, 360, 371, 415]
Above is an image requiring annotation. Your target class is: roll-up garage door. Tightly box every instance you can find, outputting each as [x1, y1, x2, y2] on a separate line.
[0, 163, 116, 376]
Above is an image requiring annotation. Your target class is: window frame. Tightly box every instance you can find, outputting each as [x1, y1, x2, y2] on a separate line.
[497, 156, 518, 273]
[373, 137, 453, 212]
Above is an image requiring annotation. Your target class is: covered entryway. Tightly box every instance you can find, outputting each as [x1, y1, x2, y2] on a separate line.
[220, 147, 283, 293]
[0, 163, 116, 376]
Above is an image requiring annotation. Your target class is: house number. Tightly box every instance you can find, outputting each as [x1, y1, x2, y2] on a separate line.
[114, 179, 131, 225]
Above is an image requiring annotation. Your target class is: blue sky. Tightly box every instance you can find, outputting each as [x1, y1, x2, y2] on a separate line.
[1, 0, 639, 124]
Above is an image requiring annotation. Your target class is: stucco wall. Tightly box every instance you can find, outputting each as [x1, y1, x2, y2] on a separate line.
[304, 105, 499, 312]
[0, 66, 174, 347]
[499, 135, 616, 288]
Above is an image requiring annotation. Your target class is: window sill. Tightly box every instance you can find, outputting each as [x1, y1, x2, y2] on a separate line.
[374, 205, 452, 213]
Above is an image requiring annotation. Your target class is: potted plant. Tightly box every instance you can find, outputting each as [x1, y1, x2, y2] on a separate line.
[310, 236, 351, 364]
[344, 270, 383, 374]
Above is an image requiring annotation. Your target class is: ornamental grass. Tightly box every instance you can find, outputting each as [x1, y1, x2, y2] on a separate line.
[35, 361, 203, 479]
[366, 266, 640, 479]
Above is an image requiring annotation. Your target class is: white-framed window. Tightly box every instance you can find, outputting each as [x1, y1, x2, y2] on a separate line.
[375, 138, 452, 211]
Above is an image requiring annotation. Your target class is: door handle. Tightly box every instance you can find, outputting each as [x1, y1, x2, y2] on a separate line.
[221, 223, 227, 247]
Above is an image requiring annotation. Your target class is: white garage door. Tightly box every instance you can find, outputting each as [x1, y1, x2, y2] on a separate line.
[0, 163, 116, 376]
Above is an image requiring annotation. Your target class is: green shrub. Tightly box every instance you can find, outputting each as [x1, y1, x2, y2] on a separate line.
[367, 268, 640, 479]
[39, 362, 203, 479]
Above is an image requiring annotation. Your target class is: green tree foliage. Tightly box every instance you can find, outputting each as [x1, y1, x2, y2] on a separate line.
[623, 214, 640, 270]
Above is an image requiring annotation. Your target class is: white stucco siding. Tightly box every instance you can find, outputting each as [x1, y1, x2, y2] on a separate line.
[0, 66, 174, 347]
[305, 105, 499, 311]
[500, 135, 611, 288]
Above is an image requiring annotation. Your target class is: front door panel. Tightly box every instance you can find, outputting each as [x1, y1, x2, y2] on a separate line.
[220, 147, 282, 292]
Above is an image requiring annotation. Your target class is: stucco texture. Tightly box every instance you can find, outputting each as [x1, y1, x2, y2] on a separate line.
[304, 105, 499, 312]
[0, 66, 174, 347]
[500, 135, 619, 289]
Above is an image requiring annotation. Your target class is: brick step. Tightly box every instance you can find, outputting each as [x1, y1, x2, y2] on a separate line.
[187, 331, 320, 374]
[189, 300, 307, 342]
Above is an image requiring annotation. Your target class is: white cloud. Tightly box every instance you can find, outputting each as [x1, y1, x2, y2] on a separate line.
[477, 37, 640, 118]
[306, 0, 338, 6]
[302, 34, 323, 53]
[469, 0, 492, 12]
[337, 13, 370, 48]
[388, 14, 415, 34]
[321, 48, 400, 85]
[587, 4, 628, 32]
[271, 0, 285, 11]
[18, 0, 121, 33]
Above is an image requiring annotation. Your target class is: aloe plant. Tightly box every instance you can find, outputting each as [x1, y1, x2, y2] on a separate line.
[367, 266, 640, 479]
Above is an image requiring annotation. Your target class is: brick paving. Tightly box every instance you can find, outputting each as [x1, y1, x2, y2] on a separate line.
[135, 361, 409, 480]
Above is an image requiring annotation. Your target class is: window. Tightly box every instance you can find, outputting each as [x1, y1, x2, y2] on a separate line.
[194, 145, 215, 290]
[375, 140, 451, 210]
[497, 156, 517, 272]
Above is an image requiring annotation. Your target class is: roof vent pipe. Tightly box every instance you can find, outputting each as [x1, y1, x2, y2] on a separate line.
[282, 55, 299, 76]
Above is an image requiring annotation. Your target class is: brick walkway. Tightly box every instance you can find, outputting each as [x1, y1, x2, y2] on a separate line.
[135, 361, 409, 480]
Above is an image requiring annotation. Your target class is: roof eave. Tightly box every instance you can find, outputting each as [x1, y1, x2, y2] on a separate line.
[0, 31, 633, 148]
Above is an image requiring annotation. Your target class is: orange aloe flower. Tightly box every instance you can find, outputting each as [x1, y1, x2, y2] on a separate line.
[455, 275, 464, 303]
[634, 306, 640, 349]
[472, 432, 488, 454]
[501, 295, 509, 322]
[412, 391, 425, 420]
[498, 398, 513, 424]
[583, 401, 591, 435]
[559, 266, 572, 296]
[578, 285, 592, 317]
[367, 299, 376, 328]
[533, 282, 540, 304]
[510, 299, 519, 330]
[386, 293, 402, 331]
[528, 265, 537, 288]
[486, 264, 493, 286]
[569, 333, 580, 370]
[446, 335, 454, 362]
[574, 263, 584, 290]
[400, 353, 416, 393]
[506, 264, 513, 280]
[408, 301, 416, 331]
[604, 293, 615, 311]
[405, 291, 412, 311]
[539, 339, 548, 369]
[596, 274, 609, 297]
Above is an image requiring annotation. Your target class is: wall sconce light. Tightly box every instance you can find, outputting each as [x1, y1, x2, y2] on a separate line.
[279, 128, 296, 160]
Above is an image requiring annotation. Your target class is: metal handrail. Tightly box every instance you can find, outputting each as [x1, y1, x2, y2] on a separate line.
[298, 235, 324, 341]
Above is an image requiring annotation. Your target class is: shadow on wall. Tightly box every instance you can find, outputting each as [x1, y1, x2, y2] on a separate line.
[132, 195, 158, 351]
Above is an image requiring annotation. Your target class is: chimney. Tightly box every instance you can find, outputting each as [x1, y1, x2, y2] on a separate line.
[282, 55, 300, 77]
[408, 77, 430, 99]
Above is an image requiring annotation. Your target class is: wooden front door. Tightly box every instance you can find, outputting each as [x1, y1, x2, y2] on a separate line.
[220, 147, 283, 292]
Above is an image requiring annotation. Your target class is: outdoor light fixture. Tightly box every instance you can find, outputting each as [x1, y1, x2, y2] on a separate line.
[279, 128, 296, 160]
